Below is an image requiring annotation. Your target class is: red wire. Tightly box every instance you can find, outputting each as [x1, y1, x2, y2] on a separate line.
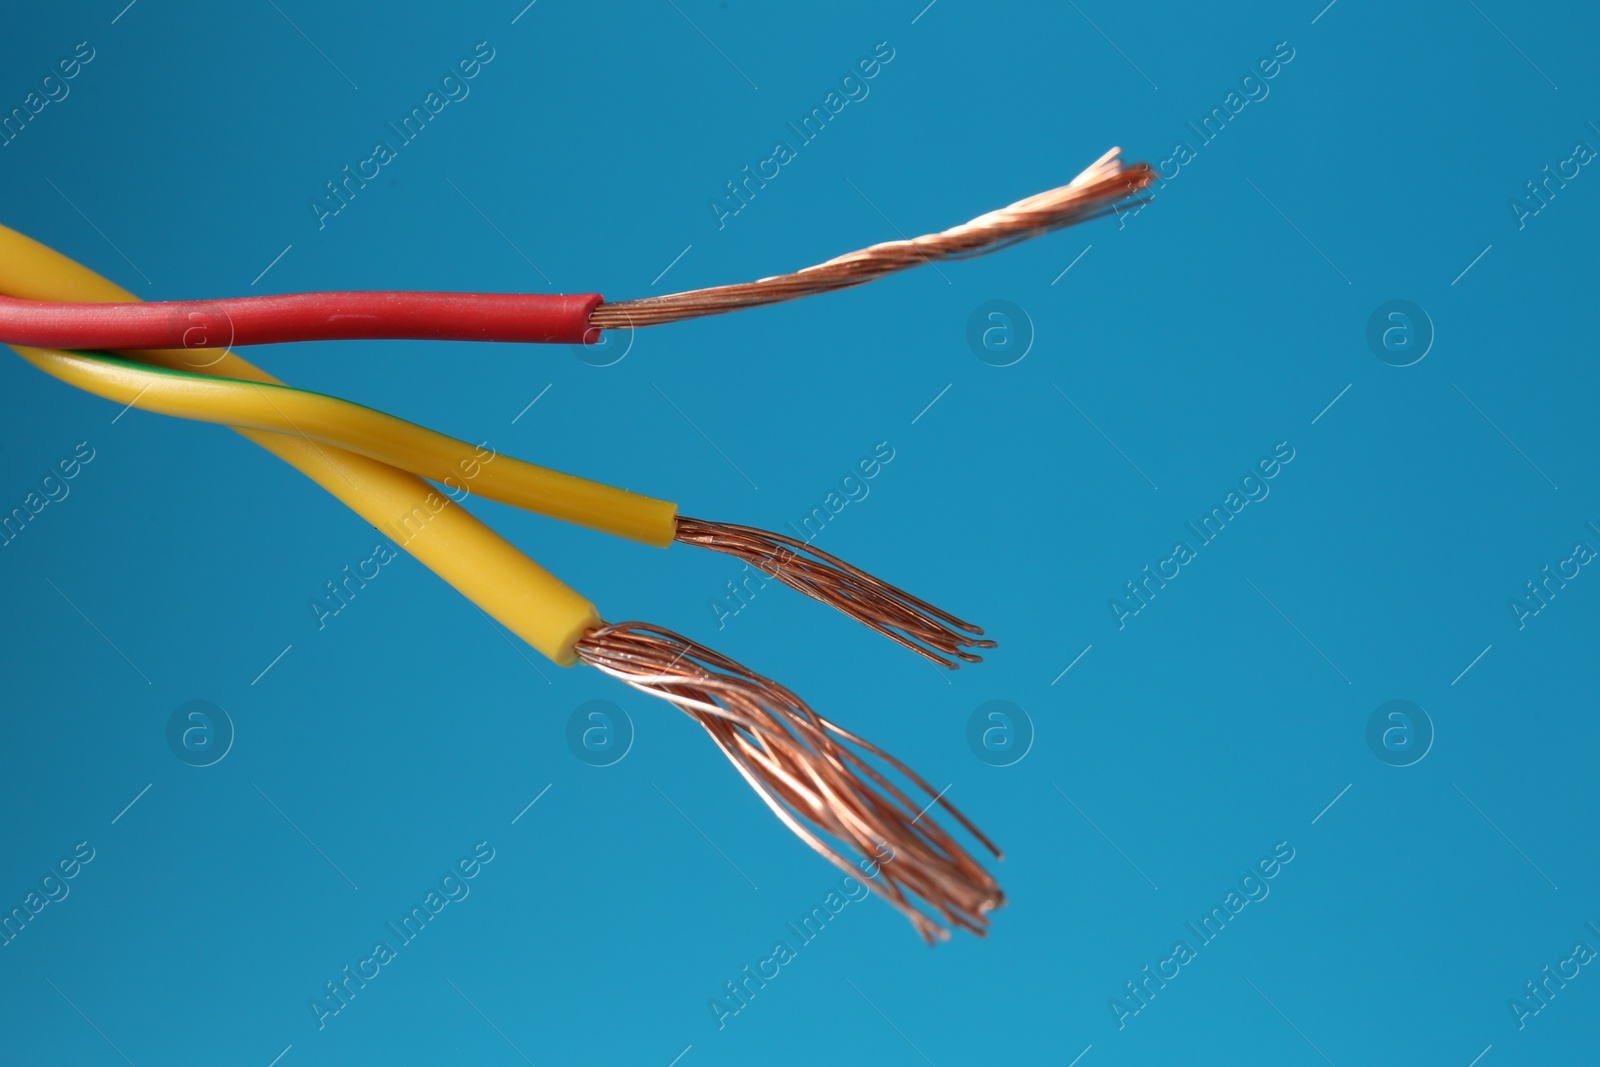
[0, 291, 605, 349]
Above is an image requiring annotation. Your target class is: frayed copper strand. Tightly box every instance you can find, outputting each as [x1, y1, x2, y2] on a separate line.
[589, 148, 1152, 329]
[675, 516, 994, 669]
[574, 622, 1004, 942]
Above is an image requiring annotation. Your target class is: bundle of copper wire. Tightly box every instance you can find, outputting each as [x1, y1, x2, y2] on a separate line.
[575, 622, 1005, 942]
[591, 148, 1153, 328]
[676, 517, 995, 668]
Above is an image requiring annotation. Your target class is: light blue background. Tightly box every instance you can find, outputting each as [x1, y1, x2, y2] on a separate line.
[2, 1, 1597, 1064]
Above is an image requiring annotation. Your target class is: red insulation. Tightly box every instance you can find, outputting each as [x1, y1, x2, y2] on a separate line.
[0, 291, 606, 349]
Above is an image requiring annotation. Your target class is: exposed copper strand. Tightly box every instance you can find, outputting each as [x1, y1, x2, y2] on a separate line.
[590, 148, 1153, 329]
[675, 516, 994, 668]
[574, 621, 1004, 942]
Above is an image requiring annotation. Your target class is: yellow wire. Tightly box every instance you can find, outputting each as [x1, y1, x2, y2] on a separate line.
[16, 347, 679, 547]
[0, 223, 601, 667]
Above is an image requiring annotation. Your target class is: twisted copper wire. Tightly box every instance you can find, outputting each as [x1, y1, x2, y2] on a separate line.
[676, 516, 994, 669]
[574, 622, 1004, 942]
[589, 148, 1153, 329]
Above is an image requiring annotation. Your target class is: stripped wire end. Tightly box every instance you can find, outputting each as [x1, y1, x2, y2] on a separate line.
[676, 516, 995, 669]
[574, 622, 1005, 943]
[589, 147, 1154, 329]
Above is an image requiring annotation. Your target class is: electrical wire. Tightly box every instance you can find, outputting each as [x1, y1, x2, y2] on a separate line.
[575, 623, 1004, 942]
[0, 290, 602, 349]
[592, 147, 1152, 328]
[17, 345, 680, 546]
[674, 517, 994, 668]
[17, 345, 992, 666]
[0, 223, 603, 666]
[2, 222, 1005, 940]
[0, 149, 1151, 350]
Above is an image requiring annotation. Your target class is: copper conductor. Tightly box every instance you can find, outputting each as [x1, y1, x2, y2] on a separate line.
[676, 516, 994, 669]
[589, 148, 1153, 329]
[574, 622, 1004, 942]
